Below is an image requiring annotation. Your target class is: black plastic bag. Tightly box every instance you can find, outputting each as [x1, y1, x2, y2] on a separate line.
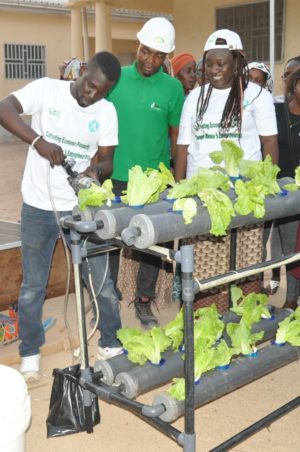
[46, 364, 100, 437]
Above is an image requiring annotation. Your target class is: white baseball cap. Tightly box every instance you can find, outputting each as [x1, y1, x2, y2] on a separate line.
[137, 17, 175, 54]
[204, 29, 243, 52]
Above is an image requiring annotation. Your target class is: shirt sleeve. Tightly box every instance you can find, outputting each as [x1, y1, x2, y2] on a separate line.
[12, 77, 49, 115]
[177, 89, 199, 145]
[98, 100, 119, 147]
[168, 80, 184, 127]
[251, 88, 278, 136]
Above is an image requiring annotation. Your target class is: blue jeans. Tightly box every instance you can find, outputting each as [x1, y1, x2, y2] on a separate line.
[19, 203, 121, 357]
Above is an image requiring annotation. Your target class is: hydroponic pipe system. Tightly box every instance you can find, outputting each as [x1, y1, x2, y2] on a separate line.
[73, 195, 204, 241]
[96, 307, 289, 394]
[58, 178, 300, 452]
[153, 342, 300, 423]
[121, 178, 297, 249]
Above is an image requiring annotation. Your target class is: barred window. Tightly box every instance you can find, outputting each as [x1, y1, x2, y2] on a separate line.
[4, 44, 46, 79]
[216, 0, 284, 62]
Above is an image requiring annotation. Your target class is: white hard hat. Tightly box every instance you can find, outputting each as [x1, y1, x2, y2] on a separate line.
[204, 29, 243, 52]
[137, 17, 175, 54]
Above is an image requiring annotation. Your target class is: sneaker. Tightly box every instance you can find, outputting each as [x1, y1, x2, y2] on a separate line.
[97, 346, 123, 360]
[20, 353, 41, 382]
[263, 279, 280, 296]
[282, 299, 298, 310]
[134, 297, 159, 329]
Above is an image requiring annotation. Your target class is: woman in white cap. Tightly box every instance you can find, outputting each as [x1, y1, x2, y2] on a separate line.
[175, 29, 278, 180]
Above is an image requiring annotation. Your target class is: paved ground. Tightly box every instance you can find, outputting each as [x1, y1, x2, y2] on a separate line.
[1, 141, 300, 452]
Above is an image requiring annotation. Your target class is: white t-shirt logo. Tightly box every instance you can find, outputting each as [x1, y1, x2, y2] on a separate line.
[88, 120, 99, 133]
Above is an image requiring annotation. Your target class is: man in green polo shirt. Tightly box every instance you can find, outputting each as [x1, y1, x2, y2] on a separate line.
[108, 17, 184, 328]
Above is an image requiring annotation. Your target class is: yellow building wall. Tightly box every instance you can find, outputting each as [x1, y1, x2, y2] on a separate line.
[173, 0, 300, 97]
[0, 7, 144, 100]
[0, 0, 299, 100]
[0, 9, 71, 99]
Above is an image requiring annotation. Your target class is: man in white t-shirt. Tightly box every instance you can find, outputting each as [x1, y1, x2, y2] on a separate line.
[0, 51, 123, 381]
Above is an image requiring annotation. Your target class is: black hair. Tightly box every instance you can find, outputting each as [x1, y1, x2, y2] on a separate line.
[87, 51, 121, 82]
[287, 69, 300, 96]
[261, 72, 268, 84]
[286, 55, 300, 65]
[194, 47, 248, 138]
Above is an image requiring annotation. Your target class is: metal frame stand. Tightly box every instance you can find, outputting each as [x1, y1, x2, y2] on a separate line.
[60, 216, 195, 450]
[61, 214, 300, 451]
[210, 395, 300, 451]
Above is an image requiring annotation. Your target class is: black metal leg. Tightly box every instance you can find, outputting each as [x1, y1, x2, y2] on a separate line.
[177, 245, 196, 452]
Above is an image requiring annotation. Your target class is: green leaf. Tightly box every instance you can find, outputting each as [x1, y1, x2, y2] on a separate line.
[163, 309, 184, 350]
[230, 288, 270, 327]
[122, 165, 162, 206]
[210, 139, 244, 177]
[168, 377, 186, 401]
[78, 180, 114, 210]
[226, 320, 264, 355]
[173, 198, 198, 224]
[167, 168, 230, 199]
[198, 188, 235, 236]
[275, 309, 300, 346]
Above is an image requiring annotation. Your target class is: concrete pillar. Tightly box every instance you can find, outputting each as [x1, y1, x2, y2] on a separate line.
[70, 5, 84, 59]
[81, 7, 90, 61]
[95, 0, 112, 52]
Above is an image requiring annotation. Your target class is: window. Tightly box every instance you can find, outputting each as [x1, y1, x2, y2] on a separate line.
[4, 44, 46, 79]
[216, 0, 284, 62]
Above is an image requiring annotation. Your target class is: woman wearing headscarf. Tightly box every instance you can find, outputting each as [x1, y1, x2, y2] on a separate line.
[171, 52, 196, 96]
[248, 61, 273, 93]
[175, 29, 278, 180]
[59, 57, 86, 81]
[195, 58, 209, 86]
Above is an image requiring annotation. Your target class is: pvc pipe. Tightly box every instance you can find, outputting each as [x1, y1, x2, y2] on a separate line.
[73, 190, 205, 240]
[72, 200, 125, 223]
[94, 352, 139, 385]
[115, 349, 183, 399]
[114, 308, 289, 399]
[122, 178, 296, 249]
[92, 197, 184, 240]
[153, 343, 300, 423]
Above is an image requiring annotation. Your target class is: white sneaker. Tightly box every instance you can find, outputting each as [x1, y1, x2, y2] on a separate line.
[97, 346, 123, 360]
[20, 354, 41, 382]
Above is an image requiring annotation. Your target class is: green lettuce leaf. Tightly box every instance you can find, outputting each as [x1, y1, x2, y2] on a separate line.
[117, 326, 171, 365]
[211, 339, 236, 367]
[167, 168, 230, 200]
[226, 320, 264, 355]
[121, 165, 161, 206]
[78, 179, 114, 210]
[194, 344, 215, 381]
[173, 197, 198, 224]
[168, 377, 186, 401]
[198, 188, 235, 236]
[275, 307, 300, 346]
[210, 139, 244, 177]
[163, 308, 184, 350]
[283, 166, 300, 191]
[234, 179, 266, 218]
[230, 286, 270, 327]
[194, 304, 225, 347]
[239, 155, 281, 196]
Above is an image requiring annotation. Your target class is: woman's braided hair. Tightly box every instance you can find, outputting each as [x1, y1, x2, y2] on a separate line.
[194, 47, 248, 137]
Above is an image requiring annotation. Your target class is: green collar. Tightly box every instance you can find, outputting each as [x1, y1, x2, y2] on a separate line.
[130, 61, 164, 84]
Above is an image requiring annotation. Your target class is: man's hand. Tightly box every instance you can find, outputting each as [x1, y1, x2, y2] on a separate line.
[35, 138, 65, 167]
[81, 164, 102, 181]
